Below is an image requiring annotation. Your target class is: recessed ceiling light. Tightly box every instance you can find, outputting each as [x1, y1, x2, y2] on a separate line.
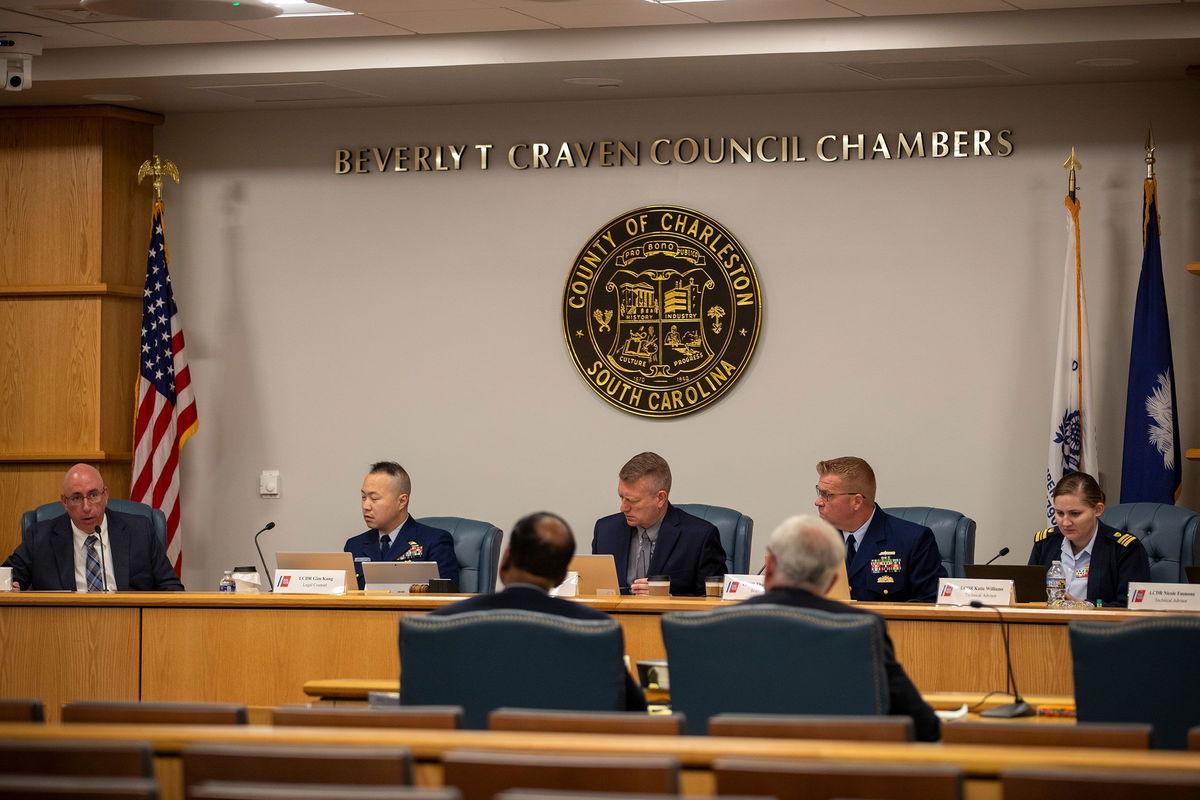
[272, 2, 354, 16]
[644, 0, 732, 4]
[564, 77, 623, 88]
[80, 0, 282, 20]
[1075, 57, 1139, 68]
[84, 93, 142, 102]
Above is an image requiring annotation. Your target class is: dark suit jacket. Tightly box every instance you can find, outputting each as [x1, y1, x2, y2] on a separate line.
[847, 506, 946, 603]
[430, 584, 647, 711]
[3, 509, 184, 591]
[742, 585, 940, 742]
[1027, 520, 1150, 607]
[592, 504, 726, 596]
[344, 516, 459, 590]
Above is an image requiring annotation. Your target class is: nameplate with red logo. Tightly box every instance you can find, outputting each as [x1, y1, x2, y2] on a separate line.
[274, 570, 347, 595]
[722, 574, 764, 600]
[1128, 582, 1200, 611]
[936, 578, 1014, 607]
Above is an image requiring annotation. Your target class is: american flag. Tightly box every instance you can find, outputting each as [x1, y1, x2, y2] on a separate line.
[131, 201, 198, 575]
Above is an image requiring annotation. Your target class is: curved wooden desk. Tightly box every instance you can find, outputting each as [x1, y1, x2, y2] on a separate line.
[0, 592, 1183, 722]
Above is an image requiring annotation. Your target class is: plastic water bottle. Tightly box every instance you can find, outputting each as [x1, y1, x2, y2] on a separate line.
[218, 570, 236, 593]
[1046, 560, 1066, 606]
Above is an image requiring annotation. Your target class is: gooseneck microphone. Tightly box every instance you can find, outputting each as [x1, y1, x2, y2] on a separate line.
[983, 547, 1011, 566]
[254, 522, 276, 590]
[94, 525, 111, 592]
[970, 599, 1034, 718]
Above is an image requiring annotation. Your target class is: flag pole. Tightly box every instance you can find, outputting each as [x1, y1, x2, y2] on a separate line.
[1063, 146, 1081, 201]
[1144, 127, 1155, 181]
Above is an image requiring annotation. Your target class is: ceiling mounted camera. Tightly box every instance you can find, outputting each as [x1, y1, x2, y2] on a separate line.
[0, 32, 43, 92]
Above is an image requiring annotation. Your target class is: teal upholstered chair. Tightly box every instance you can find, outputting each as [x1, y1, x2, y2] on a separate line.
[661, 605, 887, 735]
[21, 499, 167, 549]
[1100, 503, 1199, 583]
[420, 516, 502, 594]
[399, 610, 627, 729]
[884, 506, 975, 578]
[675, 504, 752, 575]
[1070, 616, 1200, 749]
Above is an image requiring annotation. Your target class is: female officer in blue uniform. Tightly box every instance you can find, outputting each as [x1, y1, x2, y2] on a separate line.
[1027, 472, 1150, 607]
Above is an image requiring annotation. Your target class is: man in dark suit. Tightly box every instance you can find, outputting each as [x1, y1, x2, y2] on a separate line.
[3, 463, 183, 591]
[814, 456, 945, 602]
[431, 511, 646, 710]
[344, 461, 458, 590]
[742, 514, 940, 741]
[592, 452, 726, 596]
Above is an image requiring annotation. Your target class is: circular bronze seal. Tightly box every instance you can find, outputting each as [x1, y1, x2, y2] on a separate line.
[562, 205, 763, 417]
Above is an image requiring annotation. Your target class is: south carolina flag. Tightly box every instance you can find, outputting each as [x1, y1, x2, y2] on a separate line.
[1045, 193, 1096, 521]
[1120, 176, 1180, 503]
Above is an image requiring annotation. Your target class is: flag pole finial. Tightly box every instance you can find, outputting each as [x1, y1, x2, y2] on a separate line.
[1063, 147, 1081, 199]
[137, 155, 180, 203]
[1144, 127, 1156, 180]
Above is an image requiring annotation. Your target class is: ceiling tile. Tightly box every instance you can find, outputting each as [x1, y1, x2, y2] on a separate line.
[1007, 0, 1169, 7]
[499, 0, 700, 28]
[833, 0, 1013, 14]
[230, 14, 415, 39]
[679, 0, 859, 24]
[74, 20, 274, 45]
[365, 7, 557, 33]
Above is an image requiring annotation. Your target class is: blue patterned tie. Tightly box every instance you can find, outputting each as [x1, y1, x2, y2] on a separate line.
[85, 534, 104, 592]
[635, 530, 651, 579]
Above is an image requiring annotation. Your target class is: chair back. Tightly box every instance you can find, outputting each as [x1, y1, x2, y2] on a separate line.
[61, 701, 247, 725]
[1070, 617, 1200, 749]
[400, 611, 626, 729]
[1002, 766, 1200, 799]
[709, 713, 912, 741]
[488, 708, 684, 735]
[182, 743, 412, 791]
[661, 605, 887, 735]
[272, 704, 463, 729]
[715, 757, 962, 800]
[419, 517, 502, 593]
[443, 750, 678, 800]
[1100, 502, 1199, 582]
[0, 698, 44, 722]
[884, 506, 975, 577]
[22, 499, 168, 549]
[943, 720, 1151, 749]
[674, 504, 752, 575]
[191, 784, 458, 800]
[0, 775, 158, 800]
[0, 738, 154, 777]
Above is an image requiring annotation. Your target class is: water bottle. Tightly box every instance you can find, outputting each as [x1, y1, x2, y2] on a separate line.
[218, 570, 236, 593]
[1046, 560, 1066, 606]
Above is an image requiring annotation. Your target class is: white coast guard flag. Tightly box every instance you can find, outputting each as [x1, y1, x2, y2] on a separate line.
[1045, 194, 1096, 521]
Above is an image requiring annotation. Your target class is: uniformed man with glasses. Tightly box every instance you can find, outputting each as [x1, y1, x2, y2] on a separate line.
[2, 463, 183, 591]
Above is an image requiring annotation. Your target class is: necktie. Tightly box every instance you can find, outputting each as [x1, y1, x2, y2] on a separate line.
[85, 534, 104, 592]
[845, 534, 857, 568]
[635, 530, 652, 579]
[379, 534, 391, 562]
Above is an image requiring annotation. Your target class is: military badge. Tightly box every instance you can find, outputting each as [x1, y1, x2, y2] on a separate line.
[397, 541, 424, 561]
[562, 205, 762, 417]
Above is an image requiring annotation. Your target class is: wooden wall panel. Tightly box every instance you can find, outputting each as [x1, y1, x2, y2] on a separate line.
[101, 116, 155, 288]
[99, 294, 141, 454]
[0, 116, 102, 285]
[0, 296, 99, 452]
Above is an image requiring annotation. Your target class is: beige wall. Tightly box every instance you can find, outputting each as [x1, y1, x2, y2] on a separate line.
[154, 79, 1200, 590]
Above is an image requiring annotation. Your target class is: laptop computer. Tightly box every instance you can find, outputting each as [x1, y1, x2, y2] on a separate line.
[361, 561, 440, 592]
[566, 554, 621, 596]
[275, 552, 357, 592]
[963, 564, 1046, 603]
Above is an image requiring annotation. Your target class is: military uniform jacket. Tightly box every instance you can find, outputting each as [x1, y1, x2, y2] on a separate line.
[846, 506, 946, 603]
[344, 516, 459, 590]
[1026, 520, 1150, 607]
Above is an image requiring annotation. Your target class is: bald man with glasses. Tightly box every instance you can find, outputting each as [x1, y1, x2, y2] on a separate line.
[814, 457, 944, 603]
[2, 463, 183, 592]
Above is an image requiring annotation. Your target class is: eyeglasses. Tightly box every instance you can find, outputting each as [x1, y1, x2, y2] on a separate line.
[63, 489, 105, 506]
[814, 486, 861, 502]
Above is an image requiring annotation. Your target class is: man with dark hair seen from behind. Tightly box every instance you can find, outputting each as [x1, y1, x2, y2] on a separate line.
[431, 511, 647, 710]
[593, 452, 726, 596]
[744, 514, 939, 741]
[815, 456, 945, 602]
[344, 461, 458, 590]
[3, 463, 183, 591]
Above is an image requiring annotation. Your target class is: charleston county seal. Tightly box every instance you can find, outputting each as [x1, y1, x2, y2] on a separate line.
[562, 205, 762, 417]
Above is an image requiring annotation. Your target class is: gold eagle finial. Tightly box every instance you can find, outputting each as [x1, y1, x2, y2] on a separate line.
[137, 155, 180, 203]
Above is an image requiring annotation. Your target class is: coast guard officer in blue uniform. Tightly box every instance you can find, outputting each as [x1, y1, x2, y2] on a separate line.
[344, 461, 458, 590]
[814, 456, 945, 603]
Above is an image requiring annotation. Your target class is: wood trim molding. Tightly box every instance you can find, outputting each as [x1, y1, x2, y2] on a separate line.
[0, 284, 143, 298]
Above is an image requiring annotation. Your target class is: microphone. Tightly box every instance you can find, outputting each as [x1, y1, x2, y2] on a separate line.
[254, 522, 276, 591]
[983, 547, 1011, 566]
[94, 525, 111, 592]
[970, 599, 1033, 718]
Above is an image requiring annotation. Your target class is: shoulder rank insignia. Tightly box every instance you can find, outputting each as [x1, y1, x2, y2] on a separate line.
[1034, 528, 1053, 542]
[1112, 531, 1137, 548]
